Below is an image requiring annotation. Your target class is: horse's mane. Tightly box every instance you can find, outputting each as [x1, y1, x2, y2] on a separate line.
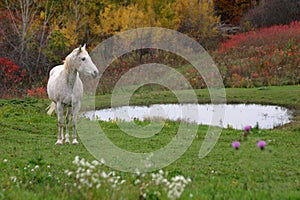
[63, 47, 86, 74]
[64, 54, 72, 74]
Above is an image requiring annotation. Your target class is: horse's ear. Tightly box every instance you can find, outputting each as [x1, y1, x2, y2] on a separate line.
[77, 45, 82, 55]
[82, 44, 86, 50]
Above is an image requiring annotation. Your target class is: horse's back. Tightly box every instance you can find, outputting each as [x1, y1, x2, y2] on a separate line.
[47, 65, 64, 96]
[47, 64, 83, 104]
[49, 65, 64, 77]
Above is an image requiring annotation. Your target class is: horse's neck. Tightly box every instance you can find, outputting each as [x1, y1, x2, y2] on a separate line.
[64, 64, 78, 89]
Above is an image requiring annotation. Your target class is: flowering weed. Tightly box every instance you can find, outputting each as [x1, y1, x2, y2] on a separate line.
[64, 156, 192, 200]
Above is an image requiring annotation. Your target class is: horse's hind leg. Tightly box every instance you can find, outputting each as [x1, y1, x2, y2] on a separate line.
[65, 107, 72, 144]
[55, 102, 64, 145]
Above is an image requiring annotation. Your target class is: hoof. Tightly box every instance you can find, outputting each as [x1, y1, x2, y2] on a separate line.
[55, 140, 63, 145]
[65, 139, 70, 144]
[72, 139, 79, 145]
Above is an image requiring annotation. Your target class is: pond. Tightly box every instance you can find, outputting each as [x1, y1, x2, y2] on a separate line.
[83, 104, 292, 130]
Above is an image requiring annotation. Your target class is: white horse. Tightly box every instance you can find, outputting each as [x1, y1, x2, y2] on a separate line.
[46, 45, 99, 145]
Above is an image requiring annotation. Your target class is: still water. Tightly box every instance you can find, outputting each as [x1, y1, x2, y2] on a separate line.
[83, 104, 292, 130]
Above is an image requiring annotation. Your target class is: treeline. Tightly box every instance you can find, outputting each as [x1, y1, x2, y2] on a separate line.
[0, 0, 219, 85]
[0, 0, 299, 96]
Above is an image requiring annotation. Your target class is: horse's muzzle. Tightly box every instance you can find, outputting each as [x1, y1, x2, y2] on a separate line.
[92, 70, 99, 78]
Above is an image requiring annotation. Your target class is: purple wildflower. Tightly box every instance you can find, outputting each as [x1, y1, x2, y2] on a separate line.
[232, 141, 240, 150]
[257, 140, 266, 150]
[244, 125, 251, 132]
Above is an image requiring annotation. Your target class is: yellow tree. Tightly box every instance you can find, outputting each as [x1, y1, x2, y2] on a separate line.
[91, 0, 180, 39]
[135, 0, 180, 29]
[93, 4, 150, 37]
[174, 0, 220, 48]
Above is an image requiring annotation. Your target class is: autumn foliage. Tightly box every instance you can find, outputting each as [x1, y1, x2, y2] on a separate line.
[0, 0, 299, 97]
[241, 0, 300, 29]
[214, 21, 300, 87]
[0, 58, 27, 98]
[214, 0, 254, 24]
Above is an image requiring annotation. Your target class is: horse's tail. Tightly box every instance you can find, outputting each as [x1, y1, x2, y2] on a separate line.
[46, 102, 56, 115]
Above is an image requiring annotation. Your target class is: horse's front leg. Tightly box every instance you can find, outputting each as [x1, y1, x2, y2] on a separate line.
[71, 102, 81, 145]
[55, 102, 64, 145]
[65, 107, 72, 144]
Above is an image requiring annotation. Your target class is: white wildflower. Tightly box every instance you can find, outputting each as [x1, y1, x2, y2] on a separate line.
[100, 158, 105, 164]
[73, 156, 80, 165]
[3, 159, 8, 163]
[86, 169, 91, 176]
[110, 171, 116, 177]
[76, 167, 83, 174]
[92, 160, 99, 166]
[91, 176, 99, 184]
[134, 179, 141, 185]
[85, 161, 92, 169]
[31, 165, 39, 172]
[135, 168, 141, 176]
[10, 176, 17, 183]
[80, 158, 86, 166]
[101, 171, 108, 178]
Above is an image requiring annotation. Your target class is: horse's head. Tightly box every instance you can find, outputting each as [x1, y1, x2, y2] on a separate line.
[70, 44, 99, 78]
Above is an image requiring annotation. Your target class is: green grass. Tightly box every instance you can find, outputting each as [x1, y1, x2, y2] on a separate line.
[1, 86, 300, 199]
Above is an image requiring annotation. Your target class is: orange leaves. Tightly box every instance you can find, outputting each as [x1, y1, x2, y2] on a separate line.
[27, 86, 46, 98]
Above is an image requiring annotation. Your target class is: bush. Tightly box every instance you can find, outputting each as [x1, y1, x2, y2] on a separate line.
[0, 58, 27, 98]
[241, 0, 300, 29]
[214, 21, 300, 87]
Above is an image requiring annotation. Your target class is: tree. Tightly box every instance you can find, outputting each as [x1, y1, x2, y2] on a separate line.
[214, 0, 252, 24]
[1, 0, 45, 83]
[91, 0, 179, 39]
[175, 0, 221, 48]
[241, 0, 300, 29]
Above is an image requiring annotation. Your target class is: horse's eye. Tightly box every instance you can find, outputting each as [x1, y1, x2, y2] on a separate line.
[81, 57, 86, 61]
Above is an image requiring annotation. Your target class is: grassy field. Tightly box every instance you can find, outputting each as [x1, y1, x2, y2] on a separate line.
[0, 86, 300, 199]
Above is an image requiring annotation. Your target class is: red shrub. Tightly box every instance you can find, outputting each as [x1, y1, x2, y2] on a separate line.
[214, 21, 300, 87]
[27, 86, 47, 98]
[219, 21, 300, 53]
[0, 58, 27, 98]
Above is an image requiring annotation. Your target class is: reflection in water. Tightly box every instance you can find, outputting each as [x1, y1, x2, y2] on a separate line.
[83, 104, 292, 130]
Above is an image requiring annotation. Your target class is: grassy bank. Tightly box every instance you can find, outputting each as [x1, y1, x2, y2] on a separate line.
[0, 86, 299, 199]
